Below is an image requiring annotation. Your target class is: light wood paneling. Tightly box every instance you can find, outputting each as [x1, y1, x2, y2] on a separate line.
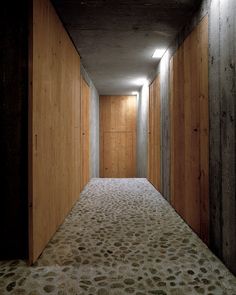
[148, 75, 161, 191]
[80, 76, 90, 190]
[100, 95, 137, 177]
[29, 0, 81, 263]
[170, 16, 209, 243]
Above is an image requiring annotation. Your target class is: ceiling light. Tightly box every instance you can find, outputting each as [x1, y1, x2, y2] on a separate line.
[152, 48, 166, 58]
[134, 78, 148, 86]
[132, 91, 139, 95]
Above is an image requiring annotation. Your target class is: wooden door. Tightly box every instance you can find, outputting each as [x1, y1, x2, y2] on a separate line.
[170, 16, 209, 243]
[80, 76, 90, 190]
[100, 95, 137, 177]
[29, 0, 81, 263]
[148, 75, 161, 191]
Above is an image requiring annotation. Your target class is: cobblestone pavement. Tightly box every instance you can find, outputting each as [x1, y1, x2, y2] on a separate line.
[0, 178, 235, 294]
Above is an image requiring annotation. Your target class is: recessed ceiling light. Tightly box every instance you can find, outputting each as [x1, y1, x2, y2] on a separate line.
[134, 78, 148, 86]
[132, 91, 139, 95]
[152, 48, 166, 59]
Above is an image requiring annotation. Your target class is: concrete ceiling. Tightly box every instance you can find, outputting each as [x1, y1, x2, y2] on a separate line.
[52, 0, 201, 94]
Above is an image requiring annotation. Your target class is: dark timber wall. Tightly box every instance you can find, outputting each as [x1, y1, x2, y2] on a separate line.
[0, 1, 29, 258]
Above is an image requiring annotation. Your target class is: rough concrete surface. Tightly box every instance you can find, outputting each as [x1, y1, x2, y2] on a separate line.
[52, 0, 202, 94]
[81, 65, 100, 178]
[209, 0, 236, 274]
[136, 86, 149, 178]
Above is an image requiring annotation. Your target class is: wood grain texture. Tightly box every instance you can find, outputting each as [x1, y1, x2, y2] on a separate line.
[80, 76, 90, 190]
[148, 75, 161, 191]
[29, 0, 81, 263]
[100, 95, 137, 177]
[170, 16, 209, 244]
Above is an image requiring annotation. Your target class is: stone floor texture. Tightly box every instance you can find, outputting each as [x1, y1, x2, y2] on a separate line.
[0, 178, 235, 295]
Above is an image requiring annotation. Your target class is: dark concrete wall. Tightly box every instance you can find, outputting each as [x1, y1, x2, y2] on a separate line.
[136, 86, 149, 178]
[209, 0, 236, 274]
[90, 83, 100, 178]
[159, 53, 170, 199]
[81, 65, 100, 178]
[0, 1, 28, 258]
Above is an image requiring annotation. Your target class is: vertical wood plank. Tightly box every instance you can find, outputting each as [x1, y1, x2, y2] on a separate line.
[100, 95, 137, 178]
[30, 0, 81, 263]
[170, 15, 209, 242]
[171, 46, 186, 217]
[184, 29, 200, 233]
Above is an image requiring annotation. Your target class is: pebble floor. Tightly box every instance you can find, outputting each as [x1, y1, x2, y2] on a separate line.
[0, 178, 236, 295]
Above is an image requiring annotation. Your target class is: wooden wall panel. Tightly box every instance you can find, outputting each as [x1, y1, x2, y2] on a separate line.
[29, 0, 81, 263]
[100, 95, 137, 178]
[80, 76, 90, 190]
[148, 75, 161, 191]
[170, 16, 209, 243]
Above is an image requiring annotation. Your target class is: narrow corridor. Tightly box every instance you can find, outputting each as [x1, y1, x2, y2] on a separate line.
[0, 179, 235, 294]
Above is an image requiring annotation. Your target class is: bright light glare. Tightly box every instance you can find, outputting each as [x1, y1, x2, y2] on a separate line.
[152, 48, 166, 58]
[134, 78, 148, 86]
[132, 91, 139, 95]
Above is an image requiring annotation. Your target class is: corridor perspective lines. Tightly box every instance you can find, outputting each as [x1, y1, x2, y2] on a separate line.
[0, 178, 235, 294]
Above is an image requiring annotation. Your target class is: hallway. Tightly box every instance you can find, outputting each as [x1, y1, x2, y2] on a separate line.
[0, 179, 235, 295]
